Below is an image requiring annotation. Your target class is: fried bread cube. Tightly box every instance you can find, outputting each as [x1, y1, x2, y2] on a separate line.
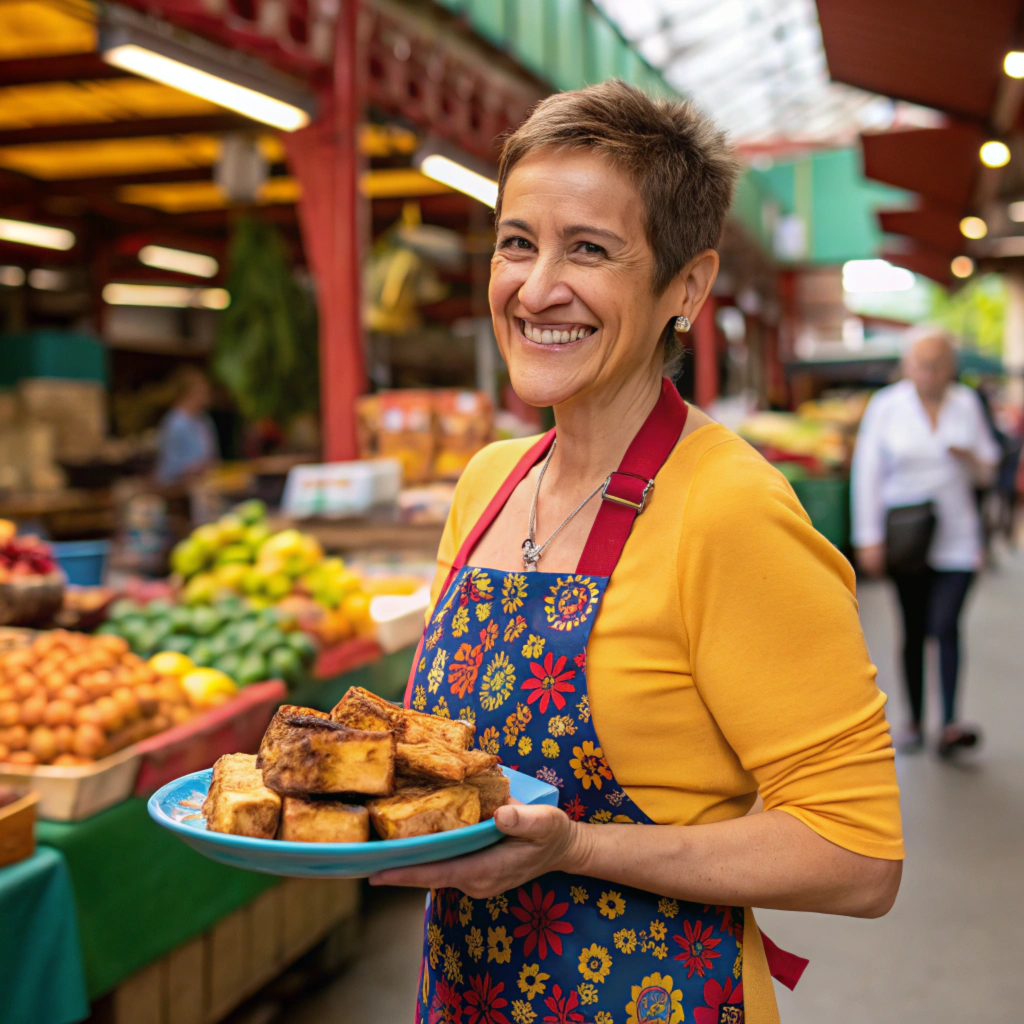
[367, 784, 481, 840]
[331, 686, 489, 783]
[395, 742, 499, 783]
[331, 686, 474, 749]
[258, 707, 395, 797]
[277, 796, 370, 843]
[465, 764, 511, 820]
[202, 752, 281, 839]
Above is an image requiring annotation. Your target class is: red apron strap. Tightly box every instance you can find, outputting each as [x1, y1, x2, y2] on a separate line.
[405, 429, 555, 705]
[576, 378, 688, 576]
[449, 429, 556, 583]
[760, 931, 810, 991]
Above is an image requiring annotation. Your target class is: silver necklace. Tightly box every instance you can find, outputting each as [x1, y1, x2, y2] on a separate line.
[522, 439, 605, 571]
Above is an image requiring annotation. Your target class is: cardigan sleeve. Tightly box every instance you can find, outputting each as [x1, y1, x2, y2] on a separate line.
[679, 439, 905, 860]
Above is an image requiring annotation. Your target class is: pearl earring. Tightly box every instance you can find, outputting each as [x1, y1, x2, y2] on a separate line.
[674, 315, 691, 333]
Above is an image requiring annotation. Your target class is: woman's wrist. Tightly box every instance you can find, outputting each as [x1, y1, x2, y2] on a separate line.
[560, 819, 597, 876]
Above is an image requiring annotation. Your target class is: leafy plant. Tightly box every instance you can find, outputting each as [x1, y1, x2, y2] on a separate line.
[213, 217, 319, 425]
[927, 273, 1006, 356]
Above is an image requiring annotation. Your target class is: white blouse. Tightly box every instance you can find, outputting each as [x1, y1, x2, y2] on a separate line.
[851, 379, 1000, 570]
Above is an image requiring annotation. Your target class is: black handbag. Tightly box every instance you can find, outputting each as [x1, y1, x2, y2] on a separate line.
[885, 502, 937, 575]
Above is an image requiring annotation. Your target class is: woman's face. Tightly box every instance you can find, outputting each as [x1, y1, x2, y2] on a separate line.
[490, 148, 690, 409]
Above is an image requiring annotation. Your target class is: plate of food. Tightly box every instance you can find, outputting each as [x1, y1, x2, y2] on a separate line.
[147, 687, 559, 878]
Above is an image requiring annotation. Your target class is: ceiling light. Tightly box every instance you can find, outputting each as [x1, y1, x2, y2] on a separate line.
[28, 269, 69, 291]
[99, 9, 314, 132]
[1005, 51, 1024, 77]
[1008, 201, 1024, 222]
[0, 218, 75, 251]
[419, 155, 498, 208]
[980, 140, 1011, 168]
[950, 256, 974, 279]
[0, 266, 25, 287]
[960, 216, 988, 239]
[102, 283, 229, 309]
[138, 245, 218, 278]
[842, 259, 915, 293]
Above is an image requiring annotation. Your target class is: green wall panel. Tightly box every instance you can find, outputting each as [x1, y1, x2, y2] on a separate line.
[551, 0, 586, 91]
[511, 0, 551, 79]
[467, 0, 508, 47]
[438, 0, 674, 98]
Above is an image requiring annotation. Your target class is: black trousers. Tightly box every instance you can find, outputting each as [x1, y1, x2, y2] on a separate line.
[891, 570, 974, 727]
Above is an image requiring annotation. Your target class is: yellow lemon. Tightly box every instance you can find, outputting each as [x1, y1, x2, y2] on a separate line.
[180, 669, 238, 708]
[340, 591, 373, 634]
[148, 651, 195, 678]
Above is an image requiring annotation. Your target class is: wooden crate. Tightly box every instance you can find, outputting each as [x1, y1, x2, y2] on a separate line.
[106, 878, 360, 1024]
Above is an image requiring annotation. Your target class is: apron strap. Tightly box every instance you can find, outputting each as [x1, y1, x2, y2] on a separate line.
[576, 377, 688, 576]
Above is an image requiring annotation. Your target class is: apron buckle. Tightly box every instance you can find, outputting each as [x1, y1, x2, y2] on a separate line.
[601, 471, 655, 513]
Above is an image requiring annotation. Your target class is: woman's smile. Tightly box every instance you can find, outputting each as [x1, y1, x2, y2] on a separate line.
[517, 317, 598, 347]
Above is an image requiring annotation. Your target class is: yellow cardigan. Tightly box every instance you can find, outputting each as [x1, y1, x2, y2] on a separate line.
[428, 422, 904, 1022]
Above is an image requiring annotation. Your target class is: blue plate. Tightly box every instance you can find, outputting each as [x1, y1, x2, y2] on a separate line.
[147, 766, 559, 878]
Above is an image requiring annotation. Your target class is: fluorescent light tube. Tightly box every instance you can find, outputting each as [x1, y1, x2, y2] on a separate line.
[420, 155, 498, 208]
[0, 218, 75, 251]
[104, 45, 309, 132]
[102, 283, 229, 309]
[139, 245, 219, 278]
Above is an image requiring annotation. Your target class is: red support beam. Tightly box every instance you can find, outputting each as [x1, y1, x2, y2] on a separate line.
[285, 0, 365, 462]
[0, 53, 130, 87]
[0, 114, 250, 147]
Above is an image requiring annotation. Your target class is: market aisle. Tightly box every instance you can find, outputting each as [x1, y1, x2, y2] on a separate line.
[763, 550, 1024, 1023]
[286, 552, 1024, 1024]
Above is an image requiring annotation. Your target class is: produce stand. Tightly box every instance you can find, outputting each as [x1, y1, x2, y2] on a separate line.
[37, 797, 278, 1001]
[0, 846, 89, 1024]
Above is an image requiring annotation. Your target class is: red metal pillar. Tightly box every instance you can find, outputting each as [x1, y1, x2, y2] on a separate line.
[285, 0, 365, 462]
[692, 296, 719, 409]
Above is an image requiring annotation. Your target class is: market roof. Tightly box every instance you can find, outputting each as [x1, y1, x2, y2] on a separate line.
[593, 0, 935, 147]
[816, 0, 1024, 285]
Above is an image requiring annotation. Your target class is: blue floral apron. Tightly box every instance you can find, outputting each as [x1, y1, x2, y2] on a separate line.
[406, 381, 748, 1024]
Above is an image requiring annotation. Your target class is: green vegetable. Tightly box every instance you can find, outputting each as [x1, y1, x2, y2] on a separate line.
[161, 635, 194, 655]
[253, 628, 287, 656]
[236, 652, 268, 686]
[235, 499, 267, 526]
[213, 652, 243, 680]
[286, 631, 318, 664]
[190, 641, 214, 667]
[191, 607, 222, 637]
[268, 645, 303, 685]
[108, 599, 139, 622]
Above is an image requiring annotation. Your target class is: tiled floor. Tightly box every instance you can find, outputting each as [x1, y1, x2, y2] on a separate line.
[286, 549, 1024, 1023]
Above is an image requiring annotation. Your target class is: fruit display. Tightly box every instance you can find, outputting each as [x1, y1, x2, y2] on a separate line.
[0, 524, 58, 581]
[99, 597, 318, 687]
[169, 502, 369, 617]
[0, 523, 65, 627]
[0, 630, 200, 767]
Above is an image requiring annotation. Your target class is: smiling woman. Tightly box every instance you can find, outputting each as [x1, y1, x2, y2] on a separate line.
[376, 81, 904, 1024]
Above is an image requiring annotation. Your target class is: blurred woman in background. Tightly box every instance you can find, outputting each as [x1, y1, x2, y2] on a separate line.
[853, 329, 999, 756]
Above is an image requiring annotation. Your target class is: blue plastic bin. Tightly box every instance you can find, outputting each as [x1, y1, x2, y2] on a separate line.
[51, 540, 110, 586]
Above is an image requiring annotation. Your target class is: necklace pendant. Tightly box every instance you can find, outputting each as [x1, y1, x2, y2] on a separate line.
[521, 539, 540, 571]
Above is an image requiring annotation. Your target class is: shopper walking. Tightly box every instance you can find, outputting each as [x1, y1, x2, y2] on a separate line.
[852, 330, 999, 756]
[371, 81, 903, 1024]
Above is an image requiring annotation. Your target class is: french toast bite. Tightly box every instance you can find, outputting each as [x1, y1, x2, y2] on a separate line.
[367, 784, 481, 840]
[258, 707, 395, 796]
[278, 796, 370, 842]
[465, 764, 512, 819]
[202, 752, 282, 839]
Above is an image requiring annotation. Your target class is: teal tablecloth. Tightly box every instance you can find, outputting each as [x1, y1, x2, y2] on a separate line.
[0, 846, 89, 1024]
[37, 798, 277, 1000]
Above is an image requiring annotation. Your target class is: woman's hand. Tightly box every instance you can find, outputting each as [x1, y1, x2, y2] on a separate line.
[369, 803, 588, 898]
